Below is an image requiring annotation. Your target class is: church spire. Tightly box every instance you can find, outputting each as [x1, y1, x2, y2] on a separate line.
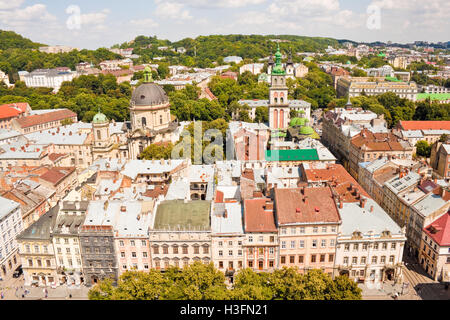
[271, 44, 285, 75]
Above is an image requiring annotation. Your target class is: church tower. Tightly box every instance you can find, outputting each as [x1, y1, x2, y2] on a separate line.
[285, 50, 295, 78]
[128, 66, 175, 159]
[92, 109, 113, 160]
[269, 45, 290, 130]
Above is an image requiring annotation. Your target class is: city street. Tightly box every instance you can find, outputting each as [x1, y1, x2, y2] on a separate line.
[0, 274, 90, 300]
[361, 253, 450, 300]
[402, 253, 450, 300]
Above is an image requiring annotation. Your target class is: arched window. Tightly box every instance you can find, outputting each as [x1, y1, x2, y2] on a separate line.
[274, 78, 277, 85]
[273, 109, 278, 129]
[141, 117, 147, 127]
[96, 130, 101, 140]
[274, 97, 278, 104]
[160, 115, 163, 125]
[279, 109, 284, 128]
[280, 97, 284, 104]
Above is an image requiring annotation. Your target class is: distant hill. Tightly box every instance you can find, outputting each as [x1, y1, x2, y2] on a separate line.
[119, 34, 341, 60]
[0, 30, 44, 50]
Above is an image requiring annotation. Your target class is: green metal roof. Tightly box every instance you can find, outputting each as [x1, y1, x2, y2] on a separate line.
[417, 93, 450, 101]
[271, 43, 286, 75]
[299, 126, 315, 135]
[153, 200, 211, 231]
[289, 117, 307, 127]
[265, 149, 319, 161]
[92, 112, 108, 124]
[385, 76, 402, 82]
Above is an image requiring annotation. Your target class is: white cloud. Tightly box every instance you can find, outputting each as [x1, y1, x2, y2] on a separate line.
[269, 0, 340, 16]
[130, 18, 159, 28]
[0, 0, 23, 10]
[369, 0, 450, 31]
[171, 0, 266, 8]
[80, 9, 110, 26]
[0, 4, 57, 27]
[155, 1, 192, 20]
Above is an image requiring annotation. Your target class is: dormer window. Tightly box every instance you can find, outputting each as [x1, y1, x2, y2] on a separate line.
[140, 95, 145, 100]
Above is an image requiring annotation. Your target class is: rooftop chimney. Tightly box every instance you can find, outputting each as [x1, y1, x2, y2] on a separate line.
[360, 197, 367, 208]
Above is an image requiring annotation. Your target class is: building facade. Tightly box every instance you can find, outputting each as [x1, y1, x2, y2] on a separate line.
[0, 196, 23, 278]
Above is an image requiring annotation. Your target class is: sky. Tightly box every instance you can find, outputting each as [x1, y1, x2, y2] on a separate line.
[0, 0, 449, 49]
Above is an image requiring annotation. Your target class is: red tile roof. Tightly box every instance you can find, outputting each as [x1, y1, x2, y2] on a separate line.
[1, 103, 29, 113]
[39, 167, 75, 185]
[351, 128, 407, 151]
[142, 185, 169, 199]
[48, 153, 68, 162]
[303, 164, 371, 201]
[399, 121, 450, 131]
[274, 187, 341, 225]
[423, 212, 450, 247]
[0, 103, 29, 120]
[204, 87, 217, 100]
[244, 198, 277, 233]
[14, 109, 77, 128]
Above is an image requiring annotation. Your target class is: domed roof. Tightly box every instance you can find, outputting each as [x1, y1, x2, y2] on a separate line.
[131, 82, 168, 107]
[92, 111, 108, 124]
[289, 117, 307, 127]
[299, 126, 315, 135]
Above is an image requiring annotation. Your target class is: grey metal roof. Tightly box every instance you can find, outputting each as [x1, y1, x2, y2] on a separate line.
[338, 199, 403, 235]
[16, 204, 59, 241]
[131, 82, 168, 106]
[0, 196, 20, 220]
[211, 202, 243, 235]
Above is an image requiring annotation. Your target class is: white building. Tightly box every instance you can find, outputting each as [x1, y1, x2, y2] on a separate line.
[224, 56, 243, 64]
[336, 198, 406, 284]
[240, 63, 264, 75]
[0, 70, 10, 87]
[39, 46, 79, 54]
[23, 68, 76, 93]
[211, 201, 245, 279]
[52, 201, 88, 285]
[0, 196, 23, 278]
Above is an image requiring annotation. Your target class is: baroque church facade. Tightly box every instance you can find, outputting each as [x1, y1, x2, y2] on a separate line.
[91, 67, 178, 161]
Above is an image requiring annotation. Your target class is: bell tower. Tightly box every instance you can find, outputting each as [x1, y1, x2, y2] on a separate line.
[269, 44, 289, 130]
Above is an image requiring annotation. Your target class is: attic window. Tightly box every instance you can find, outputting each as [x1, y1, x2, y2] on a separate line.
[140, 95, 145, 100]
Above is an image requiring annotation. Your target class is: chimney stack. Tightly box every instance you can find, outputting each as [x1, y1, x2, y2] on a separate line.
[360, 197, 367, 208]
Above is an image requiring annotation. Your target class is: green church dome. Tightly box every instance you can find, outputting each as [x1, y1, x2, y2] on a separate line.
[93, 111, 108, 124]
[290, 117, 307, 127]
[299, 126, 314, 135]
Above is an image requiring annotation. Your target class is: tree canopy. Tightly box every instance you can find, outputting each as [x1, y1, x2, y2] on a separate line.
[88, 264, 362, 300]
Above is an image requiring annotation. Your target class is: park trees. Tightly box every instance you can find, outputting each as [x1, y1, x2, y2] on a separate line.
[88, 265, 362, 300]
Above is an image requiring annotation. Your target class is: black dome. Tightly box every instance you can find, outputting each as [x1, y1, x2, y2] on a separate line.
[131, 82, 168, 106]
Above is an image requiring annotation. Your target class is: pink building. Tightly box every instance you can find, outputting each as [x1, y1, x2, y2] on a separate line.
[114, 201, 153, 275]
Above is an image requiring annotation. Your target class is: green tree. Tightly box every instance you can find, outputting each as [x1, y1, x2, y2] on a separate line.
[139, 143, 174, 160]
[255, 106, 269, 123]
[439, 133, 448, 142]
[416, 140, 431, 158]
